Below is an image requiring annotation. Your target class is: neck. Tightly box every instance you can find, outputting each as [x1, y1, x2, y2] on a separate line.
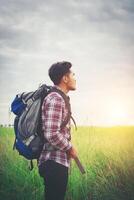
[55, 84, 69, 94]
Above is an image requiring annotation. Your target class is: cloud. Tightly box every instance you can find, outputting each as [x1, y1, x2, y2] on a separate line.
[0, 0, 133, 52]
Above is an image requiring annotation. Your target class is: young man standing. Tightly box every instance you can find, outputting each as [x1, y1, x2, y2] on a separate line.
[38, 61, 77, 200]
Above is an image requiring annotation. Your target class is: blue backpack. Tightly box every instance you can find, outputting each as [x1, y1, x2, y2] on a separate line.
[11, 84, 75, 167]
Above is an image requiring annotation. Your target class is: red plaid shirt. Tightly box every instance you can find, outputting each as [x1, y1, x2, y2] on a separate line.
[38, 89, 72, 168]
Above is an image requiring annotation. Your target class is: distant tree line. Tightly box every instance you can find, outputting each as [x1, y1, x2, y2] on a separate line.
[0, 124, 14, 127]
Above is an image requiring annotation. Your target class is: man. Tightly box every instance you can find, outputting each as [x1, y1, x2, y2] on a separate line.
[38, 61, 77, 200]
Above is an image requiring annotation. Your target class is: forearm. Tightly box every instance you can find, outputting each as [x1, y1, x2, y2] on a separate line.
[44, 130, 72, 151]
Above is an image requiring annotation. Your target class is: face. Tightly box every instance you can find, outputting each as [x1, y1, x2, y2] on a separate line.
[65, 70, 76, 91]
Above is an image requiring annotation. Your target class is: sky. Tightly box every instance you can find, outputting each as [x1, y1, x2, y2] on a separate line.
[0, 0, 134, 126]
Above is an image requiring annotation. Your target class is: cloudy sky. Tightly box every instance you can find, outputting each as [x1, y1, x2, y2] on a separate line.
[0, 0, 134, 126]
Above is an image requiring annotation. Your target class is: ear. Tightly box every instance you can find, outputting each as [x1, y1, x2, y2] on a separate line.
[62, 75, 68, 83]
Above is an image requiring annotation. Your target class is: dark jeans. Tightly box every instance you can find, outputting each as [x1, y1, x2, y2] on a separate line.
[39, 160, 68, 200]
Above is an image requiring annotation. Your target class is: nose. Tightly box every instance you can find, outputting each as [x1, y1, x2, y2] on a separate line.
[73, 75, 76, 81]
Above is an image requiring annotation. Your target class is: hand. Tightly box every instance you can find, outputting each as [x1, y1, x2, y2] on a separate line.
[67, 146, 78, 159]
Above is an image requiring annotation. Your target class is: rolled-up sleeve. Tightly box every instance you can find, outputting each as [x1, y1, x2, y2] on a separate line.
[42, 94, 72, 151]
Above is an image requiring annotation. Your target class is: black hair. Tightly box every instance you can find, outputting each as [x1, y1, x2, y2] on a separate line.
[48, 61, 72, 85]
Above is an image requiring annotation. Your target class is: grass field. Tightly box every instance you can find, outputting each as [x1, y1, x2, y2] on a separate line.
[0, 126, 134, 200]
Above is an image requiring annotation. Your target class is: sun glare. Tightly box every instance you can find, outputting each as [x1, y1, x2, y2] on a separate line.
[106, 100, 128, 125]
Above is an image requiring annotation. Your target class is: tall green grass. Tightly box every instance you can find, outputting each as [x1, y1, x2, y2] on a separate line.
[0, 126, 134, 200]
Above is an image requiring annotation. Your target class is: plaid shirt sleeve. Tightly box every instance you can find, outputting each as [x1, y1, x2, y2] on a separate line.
[42, 93, 72, 151]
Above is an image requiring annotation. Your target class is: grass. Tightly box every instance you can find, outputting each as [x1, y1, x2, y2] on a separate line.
[0, 126, 134, 200]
